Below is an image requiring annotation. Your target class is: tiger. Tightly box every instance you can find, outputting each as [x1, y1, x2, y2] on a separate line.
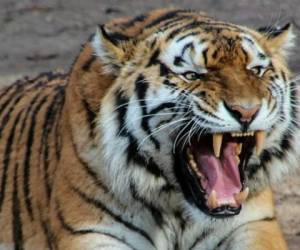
[0, 8, 298, 250]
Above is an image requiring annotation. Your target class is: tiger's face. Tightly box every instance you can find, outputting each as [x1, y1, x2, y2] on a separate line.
[94, 16, 296, 218]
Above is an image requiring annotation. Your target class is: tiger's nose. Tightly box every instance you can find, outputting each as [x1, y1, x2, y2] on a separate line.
[226, 104, 260, 123]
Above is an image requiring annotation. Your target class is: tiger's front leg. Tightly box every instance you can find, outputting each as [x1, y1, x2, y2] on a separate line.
[218, 218, 288, 250]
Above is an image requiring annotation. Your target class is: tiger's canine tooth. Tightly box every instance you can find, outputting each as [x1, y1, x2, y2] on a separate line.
[236, 143, 243, 155]
[235, 155, 240, 165]
[189, 159, 197, 170]
[255, 130, 265, 155]
[213, 133, 223, 158]
[207, 190, 218, 209]
[234, 187, 249, 205]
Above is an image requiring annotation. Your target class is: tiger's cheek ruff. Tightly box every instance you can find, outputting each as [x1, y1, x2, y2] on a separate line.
[97, 73, 191, 210]
[244, 72, 300, 191]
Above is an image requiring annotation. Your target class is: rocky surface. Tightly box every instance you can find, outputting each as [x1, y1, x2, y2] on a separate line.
[0, 0, 299, 249]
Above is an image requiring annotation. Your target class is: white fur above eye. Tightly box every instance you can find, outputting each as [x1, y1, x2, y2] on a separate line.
[240, 35, 270, 71]
[160, 35, 208, 74]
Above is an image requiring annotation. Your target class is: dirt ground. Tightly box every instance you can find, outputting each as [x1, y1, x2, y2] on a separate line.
[0, 0, 299, 249]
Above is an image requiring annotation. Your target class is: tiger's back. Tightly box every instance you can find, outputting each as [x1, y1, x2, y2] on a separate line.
[0, 72, 66, 248]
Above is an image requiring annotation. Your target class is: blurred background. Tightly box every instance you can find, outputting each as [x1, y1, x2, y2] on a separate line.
[0, 0, 299, 248]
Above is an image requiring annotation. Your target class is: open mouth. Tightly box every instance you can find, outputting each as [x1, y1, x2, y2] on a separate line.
[175, 130, 265, 218]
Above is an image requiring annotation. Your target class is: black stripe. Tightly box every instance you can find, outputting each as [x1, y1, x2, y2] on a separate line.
[189, 229, 213, 250]
[174, 56, 184, 66]
[0, 81, 22, 118]
[120, 14, 148, 28]
[248, 150, 269, 179]
[70, 187, 155, 248]
[14, 76, 55, 143]
[135, 75, 160, 149]
[262, 216, 275, 221]
[173, 209, 186, 232]
[146, 48, 160, 67]
[163, 79, 177, 88]
[158, 16, 192, 32]
[151, 16, 242, 42]
[23, 95, 48, 220]
[148, 102, 176, 115]
[154, 100, 188, 128]
[10, 112, 25, 250]
[166, 21, 200, 41]
[0, 80, 18, 100]
[212, 49, 219, 59]
[29, 71, 66, 82]
[0, 110, 23, 211]
[40, 89, 64, 201]
[71, 140, 109, 193]
[54, 86, 65, 160]
[17, 93, 41, 143]
[281, 71, 287, 82]
[81, 55, 97, 71]
[241, 47, 249, 63]
[166, 19, 242, 42]
[181, 42, 194, 56]
[0, 88, 25, 139]
[202, 48, 209, 66]
[144, 10, 186, 29]
[176, 32, 201, 42]
[115, 89, 129, 137]
[207, 22, 242, 31]
[129, 182, 164, 227]
[79, 157, 109, 193]
[104, 32, 131, 42]
[258, 26, 284, 38]
[56, 200, 136, 250]
[243, 36, 255, 45]
[226, 38, 236, 49]
[159, 62, 170, 76]
[41, 220, 55, 250]
[126, 132, 168, 180]
[149, 37, 157, 50]
[82, 99, 97, 139]
[194, 102, 223, 122]
[12, 163, 24, 250]
[290, 82, 299, 128]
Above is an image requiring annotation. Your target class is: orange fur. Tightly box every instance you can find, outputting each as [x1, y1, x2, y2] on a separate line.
[0, 8, 292, 249]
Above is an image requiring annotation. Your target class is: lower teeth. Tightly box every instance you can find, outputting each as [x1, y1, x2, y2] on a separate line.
[236, 143, 242, 155]
[235, 156, 240, 165]
[187, 149, 204, 179]
[189, 159, 203, 179]
[234, 187, 249, 205]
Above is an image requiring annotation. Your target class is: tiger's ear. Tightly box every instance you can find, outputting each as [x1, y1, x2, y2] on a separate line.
[92, 25, 135, 75]
[258, 23, 296, 56]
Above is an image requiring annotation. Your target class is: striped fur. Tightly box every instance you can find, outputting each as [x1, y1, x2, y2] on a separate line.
[0, 8, 297, 249]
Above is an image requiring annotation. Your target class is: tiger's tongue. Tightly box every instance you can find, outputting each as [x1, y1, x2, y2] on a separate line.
[194, 142, 242, 206]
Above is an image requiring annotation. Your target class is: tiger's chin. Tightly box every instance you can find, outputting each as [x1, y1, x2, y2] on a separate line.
[174, 130, 265, 218]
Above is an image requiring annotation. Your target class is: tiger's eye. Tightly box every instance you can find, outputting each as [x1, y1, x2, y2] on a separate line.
[251, 66, 264, 76]
[182, 71, 203, 81]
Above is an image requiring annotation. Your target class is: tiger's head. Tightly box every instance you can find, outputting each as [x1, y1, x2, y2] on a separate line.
[89, 10, 297, 218]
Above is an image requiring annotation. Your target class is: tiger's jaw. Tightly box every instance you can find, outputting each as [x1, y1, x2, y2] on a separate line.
[175, 130, 265, 218]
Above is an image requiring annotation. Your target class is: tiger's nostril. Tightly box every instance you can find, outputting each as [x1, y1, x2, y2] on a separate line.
[226, 104, 260, 123]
